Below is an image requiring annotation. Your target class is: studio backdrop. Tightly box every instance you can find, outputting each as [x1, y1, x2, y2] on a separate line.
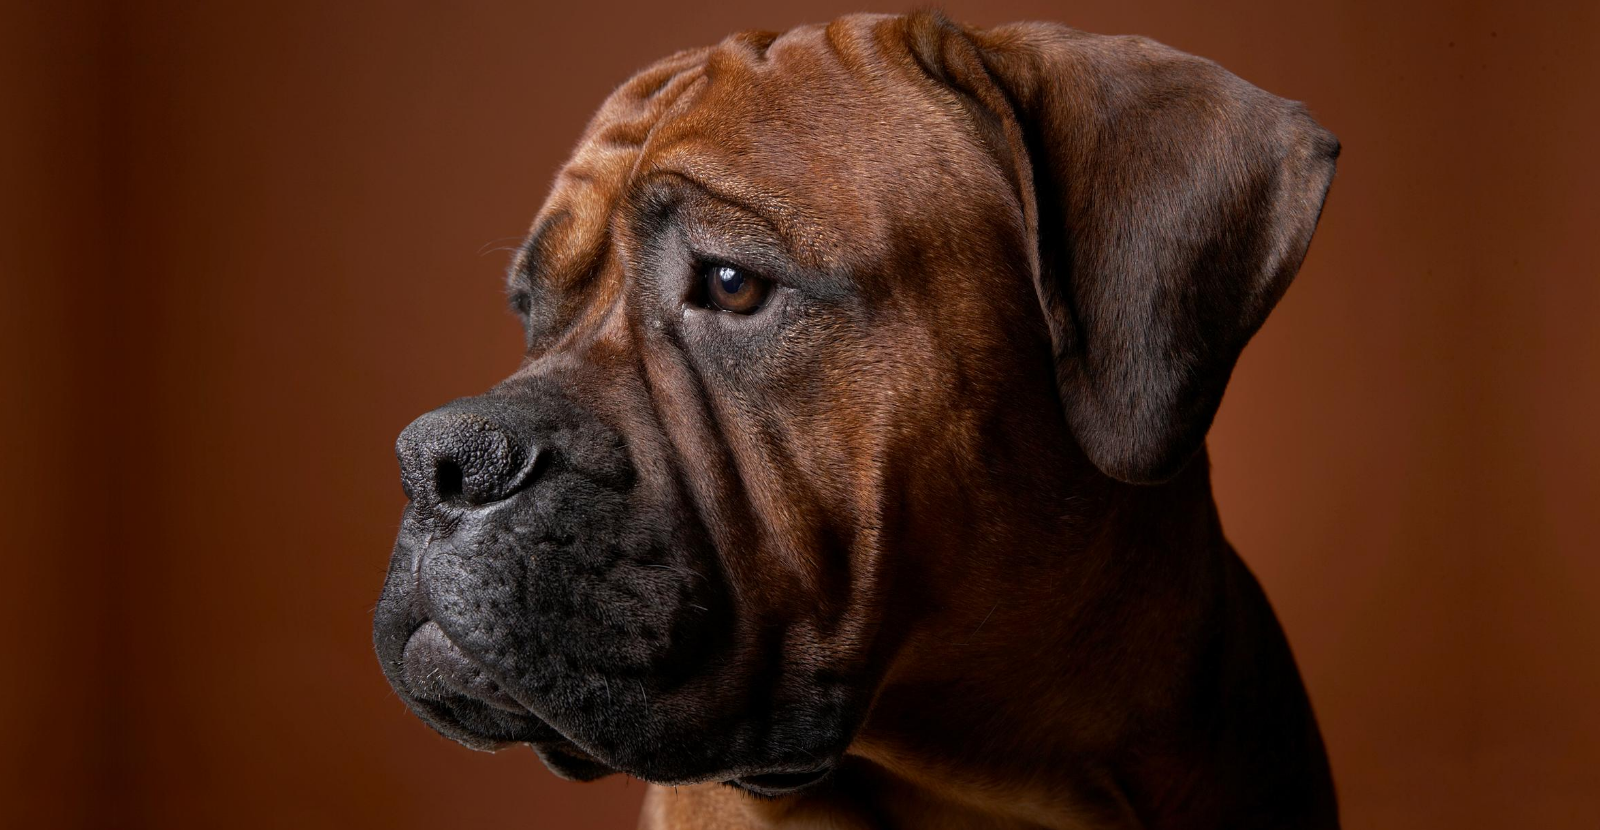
[3, 1, 1596, 828]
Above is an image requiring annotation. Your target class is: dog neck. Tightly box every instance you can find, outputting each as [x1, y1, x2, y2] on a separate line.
[800, 451, 1337, 830]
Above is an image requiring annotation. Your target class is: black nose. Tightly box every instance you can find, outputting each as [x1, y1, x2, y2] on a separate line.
[396, 403, 538, 511]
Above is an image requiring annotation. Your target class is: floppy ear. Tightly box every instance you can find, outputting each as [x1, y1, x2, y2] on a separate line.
[907, 13, 1340, 484]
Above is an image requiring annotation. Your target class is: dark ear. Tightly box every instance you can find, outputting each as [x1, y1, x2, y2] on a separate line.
[908, 13, 1340, 484]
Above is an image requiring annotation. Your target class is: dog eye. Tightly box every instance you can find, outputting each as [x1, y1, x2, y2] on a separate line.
[703, 264, 770, 314]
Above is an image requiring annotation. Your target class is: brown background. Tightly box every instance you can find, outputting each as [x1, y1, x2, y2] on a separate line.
[4, 0, 1597, 828]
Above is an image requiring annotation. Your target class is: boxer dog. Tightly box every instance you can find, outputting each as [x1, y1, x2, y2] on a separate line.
[374, 11, 1340, 829]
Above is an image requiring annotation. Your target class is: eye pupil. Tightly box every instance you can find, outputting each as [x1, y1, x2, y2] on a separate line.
[702, 263, 769, 314]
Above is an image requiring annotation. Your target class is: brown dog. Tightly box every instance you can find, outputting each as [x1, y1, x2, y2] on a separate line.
[374, 11, 1339, 830]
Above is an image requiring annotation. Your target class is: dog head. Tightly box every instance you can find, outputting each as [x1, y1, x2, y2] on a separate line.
[373, 11, 1336, 795]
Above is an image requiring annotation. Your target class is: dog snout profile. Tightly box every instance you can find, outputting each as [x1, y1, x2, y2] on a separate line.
[395, 401, 538, 513]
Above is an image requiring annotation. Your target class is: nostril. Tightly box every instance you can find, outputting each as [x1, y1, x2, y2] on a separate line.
[397, 403, 541, 512]
[435, 459, 464, 502]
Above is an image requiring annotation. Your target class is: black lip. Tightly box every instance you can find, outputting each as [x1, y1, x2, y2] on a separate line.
[403, 620, 529, 713]
[529, 741, 618, 782]
[387, 617, 565, 749]
[728, 764, 835, 798]
[409, 682, 619, 782]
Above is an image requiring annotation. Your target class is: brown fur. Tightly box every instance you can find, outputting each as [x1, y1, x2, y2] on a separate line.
[478, 10, 1335, 829]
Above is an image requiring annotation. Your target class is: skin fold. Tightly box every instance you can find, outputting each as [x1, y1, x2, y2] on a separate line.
[374, 11, 1339, 829]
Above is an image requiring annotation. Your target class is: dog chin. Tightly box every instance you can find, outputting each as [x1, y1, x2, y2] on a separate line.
[527, 740, 620, 782]
[520, 725, 831, 791]
[414, 670, 852, 793]
[412, 697, 622, 781]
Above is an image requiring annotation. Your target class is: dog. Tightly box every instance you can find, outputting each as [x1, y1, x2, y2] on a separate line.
[373, 11, 1340, 829]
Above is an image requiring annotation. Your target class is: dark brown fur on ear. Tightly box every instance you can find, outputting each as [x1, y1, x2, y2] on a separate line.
[907, 10, 1340, 484]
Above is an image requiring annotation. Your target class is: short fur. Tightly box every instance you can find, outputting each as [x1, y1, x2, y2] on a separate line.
[374, 11, 1339, 829]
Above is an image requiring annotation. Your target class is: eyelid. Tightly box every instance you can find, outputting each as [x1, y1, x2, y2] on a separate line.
[689, 251, 779, 288]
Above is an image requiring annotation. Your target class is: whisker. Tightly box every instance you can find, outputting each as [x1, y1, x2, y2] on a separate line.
[476, 235, 527, 256]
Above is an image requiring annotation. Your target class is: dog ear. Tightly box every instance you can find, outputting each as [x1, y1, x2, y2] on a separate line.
[907, 13, 1339, 484]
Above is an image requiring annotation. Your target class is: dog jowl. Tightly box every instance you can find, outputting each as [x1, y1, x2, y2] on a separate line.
[374, 11, 1340, 826]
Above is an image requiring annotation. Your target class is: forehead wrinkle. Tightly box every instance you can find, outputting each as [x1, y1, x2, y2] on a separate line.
[628, 168, 785, 244]
[620, 71, 710, 202]
[528, 52, 713, 279]
[513, 54, 716, 353]
[631, 28, 922, 273]
[637, 155, 832, 268]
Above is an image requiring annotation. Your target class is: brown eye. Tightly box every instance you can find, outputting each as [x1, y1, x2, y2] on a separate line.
[704, 264, 770, 314]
